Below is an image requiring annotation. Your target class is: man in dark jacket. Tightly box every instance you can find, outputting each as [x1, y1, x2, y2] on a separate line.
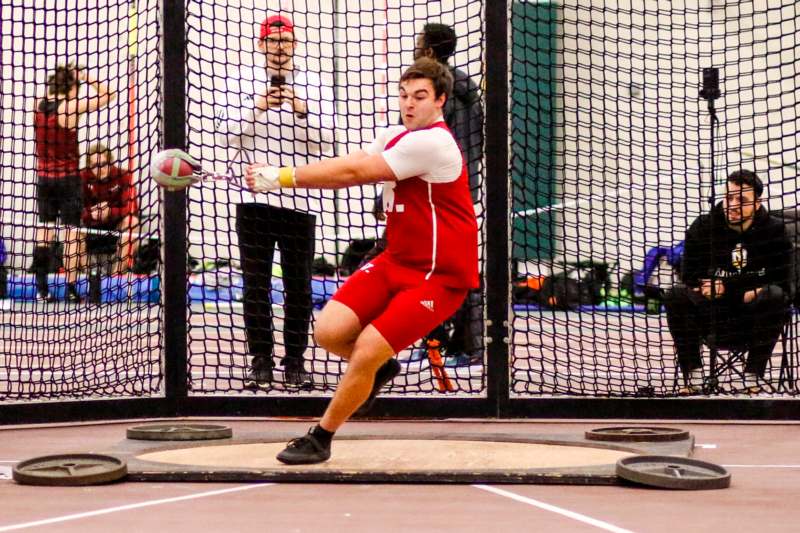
[414, 24, 484, 202]
[665, 170, 791, 394]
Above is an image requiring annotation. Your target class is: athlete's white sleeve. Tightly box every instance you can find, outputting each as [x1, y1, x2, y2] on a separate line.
[364, 126, 402, 155]
[380, 128, 462, 182]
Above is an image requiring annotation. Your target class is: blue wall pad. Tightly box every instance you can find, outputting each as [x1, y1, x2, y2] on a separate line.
[187, 275, 343, 306]
[7, 274, 160, 303]
[512, 303, 647, 313]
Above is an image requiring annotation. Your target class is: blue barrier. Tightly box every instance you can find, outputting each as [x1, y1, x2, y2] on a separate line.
[4, 273, 340, 306]
[6, 274, 160, 303]
[187, 275, 342, 307]
[513, 302, 647, 313]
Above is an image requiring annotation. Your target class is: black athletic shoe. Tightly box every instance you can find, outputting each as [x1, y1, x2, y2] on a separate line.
[65, 285, 82, 304]
[244, 367, 274, 390]
[284, 366, 313, 390]
[276, 429, 331, 465]
[354, 358, 401, 416]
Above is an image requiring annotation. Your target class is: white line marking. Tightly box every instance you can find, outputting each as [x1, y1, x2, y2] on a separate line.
[0, 483, 275, 532]
[694, 443, 717, 449]
[0, 461, 19, 463]
[0, 466, 11, 480]
[473, 485, 636, 533]
[513, 188, 632, 217]
[722, 464, 800, 468]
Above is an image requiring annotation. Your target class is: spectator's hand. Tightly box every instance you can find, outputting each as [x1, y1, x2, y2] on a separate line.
[245, 163, 281, 192]
[90, 202, 110, 222]
[255, 87, 285, 112]
[743, 286, 763, 304]
[696, 278, 725, 299]
[279, 87, 307, 116]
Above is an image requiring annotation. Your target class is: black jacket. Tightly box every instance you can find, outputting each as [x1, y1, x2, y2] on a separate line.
[444, 67, 484, 202]
[681, 202, 791, 302]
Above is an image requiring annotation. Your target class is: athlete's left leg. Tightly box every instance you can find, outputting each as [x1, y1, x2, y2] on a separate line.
[276, 279, 468, 465]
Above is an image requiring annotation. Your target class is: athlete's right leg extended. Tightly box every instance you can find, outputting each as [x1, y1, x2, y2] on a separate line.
[276, 323, 396, 465]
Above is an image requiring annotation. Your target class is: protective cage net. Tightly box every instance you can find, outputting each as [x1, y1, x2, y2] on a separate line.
[5, 0, 799, 408]
[0, 1, 163, 400]
[185, 0, 485, 397]
[511, 1, 800, 397]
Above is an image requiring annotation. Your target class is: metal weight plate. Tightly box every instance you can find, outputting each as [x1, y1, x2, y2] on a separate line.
[13, 454, 127, 486]
[126, 423, 233, 441]
[616, 455, 731, 490]
[585, 426, 690, 442]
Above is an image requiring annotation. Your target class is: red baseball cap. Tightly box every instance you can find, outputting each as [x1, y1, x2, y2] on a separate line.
[260, 15, 294, 40]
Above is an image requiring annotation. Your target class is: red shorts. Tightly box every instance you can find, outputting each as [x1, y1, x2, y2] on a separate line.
[331, 256, 468, 353]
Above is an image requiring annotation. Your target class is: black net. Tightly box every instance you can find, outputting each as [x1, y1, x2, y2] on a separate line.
[511, 1, 800, 397]
[185, 1, 486, 396]
[0, 1, 163, 400]
[5, 0, 799, 412]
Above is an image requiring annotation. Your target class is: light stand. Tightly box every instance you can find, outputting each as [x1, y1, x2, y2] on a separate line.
[699, 67, 722, 393]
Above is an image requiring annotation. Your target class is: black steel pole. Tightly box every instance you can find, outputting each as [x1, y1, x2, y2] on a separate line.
[700, 65, 721, 392]
[484, 0, 510, 416]
[161, 0, 188, 408]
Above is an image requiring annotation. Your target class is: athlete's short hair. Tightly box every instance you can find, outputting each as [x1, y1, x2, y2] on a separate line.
[727, 169, 763, 198]
[47, 64, 78, 96]
[421, 23, 457, 63]
[399, 57, 454, 100]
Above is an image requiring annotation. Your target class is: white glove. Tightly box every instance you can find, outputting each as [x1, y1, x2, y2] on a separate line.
[245, 164, 280, 193]
[245, 164, 296, 193]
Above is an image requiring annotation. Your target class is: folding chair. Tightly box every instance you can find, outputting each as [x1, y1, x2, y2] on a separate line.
[777, 308, 797, 392]
[704, 307, 795, 394]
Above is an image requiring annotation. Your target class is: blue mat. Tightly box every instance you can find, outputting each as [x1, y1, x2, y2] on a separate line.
[6, 274, 160, 303]
[513, 302, 649, 313]
[187, 275, 342, 308]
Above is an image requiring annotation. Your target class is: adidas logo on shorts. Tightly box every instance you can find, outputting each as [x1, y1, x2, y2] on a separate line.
[419, 299, 435, 312]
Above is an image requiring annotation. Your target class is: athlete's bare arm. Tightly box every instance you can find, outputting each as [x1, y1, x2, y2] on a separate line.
[59, 70, 116, 129]
[245, 150, 397, 190]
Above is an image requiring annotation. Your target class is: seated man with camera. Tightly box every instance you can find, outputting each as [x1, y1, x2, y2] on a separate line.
[664, 170, 791, 394]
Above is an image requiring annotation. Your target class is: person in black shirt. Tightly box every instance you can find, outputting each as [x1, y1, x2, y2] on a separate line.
[665, 170, 791, 394]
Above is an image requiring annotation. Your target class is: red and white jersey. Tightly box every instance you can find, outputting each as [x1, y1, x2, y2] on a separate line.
[366, 120, 479, 289]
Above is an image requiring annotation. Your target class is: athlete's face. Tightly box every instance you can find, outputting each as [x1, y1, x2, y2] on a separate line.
[398, 77, 446, 131]
[724, 182, 760, 227]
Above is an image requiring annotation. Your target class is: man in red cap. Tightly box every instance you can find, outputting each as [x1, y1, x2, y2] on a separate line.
[215, 14, 335, 389]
